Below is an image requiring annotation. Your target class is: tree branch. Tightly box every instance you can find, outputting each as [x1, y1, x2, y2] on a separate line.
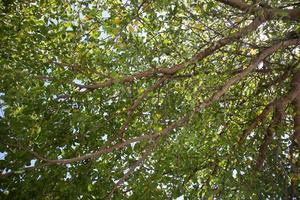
[255, 105, 283, 170]
[76, 17, 264, 90]
[195, 39, 300, 112]
[106, 139, 158, 199]
[293, 94, 300, 149]
[118, 77, 168, 138]
[216, 0, 300, 21]
[216, 0, 251, 11]
[238, 101, 274, 145]
[239, 70, 300, 145]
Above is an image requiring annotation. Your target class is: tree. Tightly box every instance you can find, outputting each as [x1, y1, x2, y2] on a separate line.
[0, 0, 300, 199]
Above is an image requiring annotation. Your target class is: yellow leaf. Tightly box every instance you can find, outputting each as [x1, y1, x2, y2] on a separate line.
[155, 113, 161, 119]
[235, 17, 242, 23]
[133, 20, 140, 26]
[111, 28, 119, 35]
[154, 126, 162, 132]
[87, 184, 93, 192]
[138, 88, 144, 94]
[116, 42, 125, 48]
[195, 23, 204, 31]
[67, 32, 75, 39]
[84, 15, 91, 21]
[241, 48, 247, 54]
[250, 48, 257, 55]
[113, 17, 121, 25]
[12, 106, 24, 117]
[127, 24, 134, 33]
[31, 125, 41, 134]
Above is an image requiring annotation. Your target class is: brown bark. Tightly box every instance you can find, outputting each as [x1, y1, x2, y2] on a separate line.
[254, 71, 300, 170]
[216, 0, 300, 21]
[292, 72, 300, 148]
[255, 105, 283, 170]
[240, 69, 300, 146]
[293, 94, 300, 148]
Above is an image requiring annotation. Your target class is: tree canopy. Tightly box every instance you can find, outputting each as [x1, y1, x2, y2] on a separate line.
[1, 0, 300, 199]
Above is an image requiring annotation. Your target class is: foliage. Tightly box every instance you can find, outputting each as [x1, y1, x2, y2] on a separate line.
[0, 0, 300, 199]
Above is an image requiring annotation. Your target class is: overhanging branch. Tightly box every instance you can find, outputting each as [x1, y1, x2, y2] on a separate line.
[239, 70, 300, 146]
[255, 105, 283, 170]
[293, 94, 300, 149]
[76, 17, 264, 90]
[216, 0, 300, 21]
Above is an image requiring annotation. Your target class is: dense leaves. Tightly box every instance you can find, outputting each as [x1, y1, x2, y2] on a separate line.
[0, 0, 300, 199]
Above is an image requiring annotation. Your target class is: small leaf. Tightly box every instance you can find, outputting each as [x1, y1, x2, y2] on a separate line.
[249, 48, 257, 55]
[138, 88, 144, 94]
[88, 184, 93, 192]
[127, 24, 134, 33]
[113, 17, 122, 25]
[154, 126, 162, 133]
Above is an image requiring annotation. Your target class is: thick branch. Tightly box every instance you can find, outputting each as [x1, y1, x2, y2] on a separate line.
[30, 134, 156, 164]
[255, 105, 283, 170]
[238, 102, 274, 145]
[239, 70, 300, 145]
[216, 0, 300, 21]
[196, 39, 300, 111]
[77, 18, 264, 90]
[216, 0, 251, 11]
[292, 72, 300, 149]
[30, 115, 189, 165]
[0, 163, 49, 179]
[293, 94, 300, 149]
